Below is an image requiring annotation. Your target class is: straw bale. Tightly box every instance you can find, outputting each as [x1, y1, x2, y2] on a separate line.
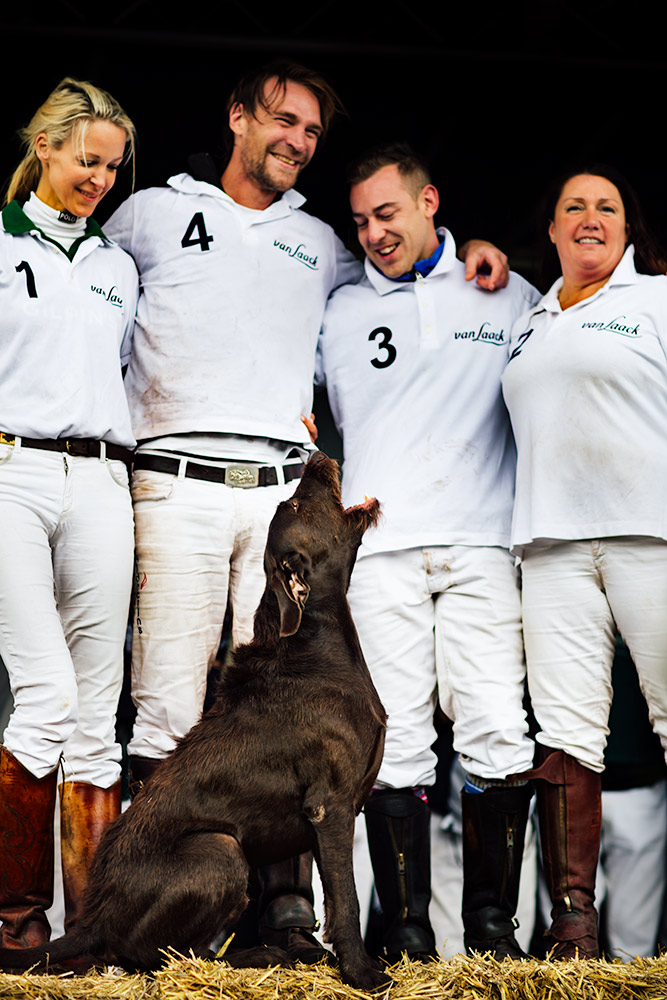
[2, 953, 667, 1000]
[0, 966, 155, 1000]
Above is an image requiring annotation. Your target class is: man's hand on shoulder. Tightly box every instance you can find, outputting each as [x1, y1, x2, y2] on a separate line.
[460, 239, 509, 291]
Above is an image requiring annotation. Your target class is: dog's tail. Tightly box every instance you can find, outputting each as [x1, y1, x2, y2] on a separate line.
[0, 925, 102, 973]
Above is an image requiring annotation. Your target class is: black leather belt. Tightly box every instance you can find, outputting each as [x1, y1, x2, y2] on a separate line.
[0, 432, 134, 465]
[133, 453, 305, 488]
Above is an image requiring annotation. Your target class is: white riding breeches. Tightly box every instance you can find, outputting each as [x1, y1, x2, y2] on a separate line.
[521, 538, 667, 772]
[0, 444, 133, 785]
[347, 546, 534, 788]
[128, 469, 296, 759]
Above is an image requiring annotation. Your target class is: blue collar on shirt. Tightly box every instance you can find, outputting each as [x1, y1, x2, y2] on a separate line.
[383, 233, 445, 283]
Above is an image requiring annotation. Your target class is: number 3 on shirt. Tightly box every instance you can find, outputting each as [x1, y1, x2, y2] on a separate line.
[369, 326, 397, 369]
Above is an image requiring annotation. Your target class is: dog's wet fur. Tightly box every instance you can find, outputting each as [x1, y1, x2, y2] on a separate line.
[0, 452, 388, 990]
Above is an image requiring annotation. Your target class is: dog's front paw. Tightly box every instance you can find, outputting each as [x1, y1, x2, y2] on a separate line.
[340, 958, 392, 992]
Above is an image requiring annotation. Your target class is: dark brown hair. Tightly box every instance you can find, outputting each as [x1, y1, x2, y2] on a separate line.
[346, 141, 431, 198]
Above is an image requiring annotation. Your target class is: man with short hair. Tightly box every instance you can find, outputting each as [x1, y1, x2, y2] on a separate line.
[106, 66, 509, 957]
[318, 142, 539, 961]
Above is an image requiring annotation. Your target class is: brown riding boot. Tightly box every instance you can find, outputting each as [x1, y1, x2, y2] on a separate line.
[60, 779, 122, 930]
[0, 746, 57, 948]
[258, 853, 329, 964]
[531, 747, 601, 959]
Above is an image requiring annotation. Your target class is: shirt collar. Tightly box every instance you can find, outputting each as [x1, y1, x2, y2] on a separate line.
[363, 227, 457, 296]
[388, 233, 446, 282]
[2, 199, 106, 241]
[537, 244, 639, 316]
[167, 172, 306, 215]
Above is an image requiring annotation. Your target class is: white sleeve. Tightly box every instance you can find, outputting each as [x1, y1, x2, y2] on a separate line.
[314, 333, 326, 389]
[317, 238, 361, 386]
[119, 255, 140, 367]
[331, 233, 363, 293]
[314, 300, 345, 435]
[651, 276, 667, 359]
[514, 272, 542, 311]
[504, 274, 543, 354]
[105, 195, 139, 257]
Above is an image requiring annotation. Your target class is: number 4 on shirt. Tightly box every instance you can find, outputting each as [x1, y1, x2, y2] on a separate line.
[181, 212, 214, 252]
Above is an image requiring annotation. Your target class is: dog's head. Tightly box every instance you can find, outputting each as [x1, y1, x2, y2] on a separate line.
[265, 451, 380, 637]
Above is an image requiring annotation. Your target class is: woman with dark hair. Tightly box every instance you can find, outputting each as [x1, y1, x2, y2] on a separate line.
[0, 78, 138, 948]
[539, 163, 667, 287]
[501, 166, 667, 960]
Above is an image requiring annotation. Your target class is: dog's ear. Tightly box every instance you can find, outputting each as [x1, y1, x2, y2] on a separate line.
[271, 553, 311, 637]
[345, 497, 381, 540]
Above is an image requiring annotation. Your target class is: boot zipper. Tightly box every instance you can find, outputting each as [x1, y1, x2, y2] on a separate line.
[398, 852, 408, 919]
[387, 819, 409, 920]
[557, 785, 572, 910]
[499, 817, 516, 902]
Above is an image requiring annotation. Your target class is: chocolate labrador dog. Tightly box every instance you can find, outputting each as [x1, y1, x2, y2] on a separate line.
[0, 452, 387, 991]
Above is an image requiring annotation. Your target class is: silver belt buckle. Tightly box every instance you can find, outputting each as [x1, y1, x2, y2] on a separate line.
[225, 464, 260, 488]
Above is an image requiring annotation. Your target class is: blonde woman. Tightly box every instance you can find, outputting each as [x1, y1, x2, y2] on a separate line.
[0, 78, 138, 948]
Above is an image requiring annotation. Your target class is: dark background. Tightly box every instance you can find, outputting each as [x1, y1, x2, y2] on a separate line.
[2, 2, 664, 288]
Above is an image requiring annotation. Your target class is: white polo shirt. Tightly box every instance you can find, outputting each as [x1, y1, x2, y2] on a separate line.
[501, 246, 667, 551]
[318, 229, 539, 556]
[0, 201, 138, 447]
[105, 174, 362, 445]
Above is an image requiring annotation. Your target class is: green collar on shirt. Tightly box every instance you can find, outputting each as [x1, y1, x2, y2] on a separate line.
[2, 199, 108, 260]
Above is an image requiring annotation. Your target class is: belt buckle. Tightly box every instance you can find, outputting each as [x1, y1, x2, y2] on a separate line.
[65, 439, 90, 457]
[225, 464, 259, 488]
[0, 432, 15, 446]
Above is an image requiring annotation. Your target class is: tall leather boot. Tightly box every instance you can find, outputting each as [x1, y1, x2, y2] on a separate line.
[461, 780, 532, 958]
[60, 779, 122, 931]
[0, 746, 57, 948]
[532, 747, 601, 959]
[364, 788, 436, 963]
[128, 754, 162, 800]
[258, 853, 328, 963]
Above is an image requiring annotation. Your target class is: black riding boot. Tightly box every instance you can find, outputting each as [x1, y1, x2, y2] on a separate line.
[461, 781, 532, 958]
[258, 853, 328, 964]
[364, 788, 436, 963]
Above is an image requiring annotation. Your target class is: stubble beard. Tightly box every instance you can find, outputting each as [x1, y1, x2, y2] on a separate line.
[242, 143, 303, 195]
